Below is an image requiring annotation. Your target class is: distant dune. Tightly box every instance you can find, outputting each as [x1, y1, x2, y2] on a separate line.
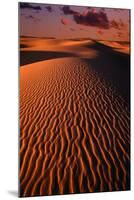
[98, 40, 130, 54]
[19, 37, 130, 197]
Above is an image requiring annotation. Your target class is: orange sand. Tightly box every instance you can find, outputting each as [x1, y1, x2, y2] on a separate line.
[19, 38, 130, 197]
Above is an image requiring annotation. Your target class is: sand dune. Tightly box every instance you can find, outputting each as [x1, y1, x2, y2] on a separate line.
[98, 41, 130, 54]
[20, 37, 97, 62]
[19, 38, 130, 197]
[20, 37, 130, 55]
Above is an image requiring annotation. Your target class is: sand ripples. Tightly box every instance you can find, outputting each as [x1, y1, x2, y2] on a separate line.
[20, 57, 130, 197]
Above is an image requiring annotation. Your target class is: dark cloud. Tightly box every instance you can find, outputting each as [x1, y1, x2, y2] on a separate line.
[87, 7, 92, 10]
[61, 6, 126, 31]
[73, 10, 109, 29]
[110, 20, 120, 29]
[45, 6, 53, 12]
[61, 6, 78, 15]
[110, 19, 125, 30]
[61, 6, 109, 29]
[20, 3, 42, 10]
[100, 8, 105, 12]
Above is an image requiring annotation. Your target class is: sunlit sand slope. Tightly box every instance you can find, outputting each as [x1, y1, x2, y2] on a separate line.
[20, 57, 130, 197]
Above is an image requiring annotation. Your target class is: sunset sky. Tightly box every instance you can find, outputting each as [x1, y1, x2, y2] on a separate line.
[19, 2, 130, 41]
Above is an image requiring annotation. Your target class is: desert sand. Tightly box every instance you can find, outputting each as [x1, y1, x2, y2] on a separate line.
[19, 37, 130, 197]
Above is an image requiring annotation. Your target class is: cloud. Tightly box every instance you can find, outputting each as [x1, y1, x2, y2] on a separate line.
[82, 9, 90, 16]
[73, 10, 109, 29]
[61, 6, 110, 29]
[61, 6, 127, 31]
[61, 6, 78, 15]
[100, 8, 106, 12]
[20, 3, 42, 10]
[61, 18, 69, 25]
[61, 6, 109, 29]
[110, 19, 125, 30]
[61, 6, 129, 32]
[110, 20, 120, 29]
[45, 6, 53, 12]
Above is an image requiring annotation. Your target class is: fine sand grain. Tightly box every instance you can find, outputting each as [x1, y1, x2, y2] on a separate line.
[19, 39, 130, 197]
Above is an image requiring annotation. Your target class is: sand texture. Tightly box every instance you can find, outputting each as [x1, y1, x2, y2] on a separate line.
[19, 38, 130, 197]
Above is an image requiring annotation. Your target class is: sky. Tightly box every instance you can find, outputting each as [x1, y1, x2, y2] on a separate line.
[19, 2, 130, 41]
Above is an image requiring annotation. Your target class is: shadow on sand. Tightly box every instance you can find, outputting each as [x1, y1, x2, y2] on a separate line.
[84, 42, 130, 104]
[20, 50, 75, 66]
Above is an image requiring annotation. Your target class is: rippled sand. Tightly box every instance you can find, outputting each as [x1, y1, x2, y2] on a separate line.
[19, 38, 130, 197]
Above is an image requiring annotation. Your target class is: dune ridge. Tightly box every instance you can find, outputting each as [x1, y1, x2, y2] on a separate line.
[20, 56, 130, 197]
